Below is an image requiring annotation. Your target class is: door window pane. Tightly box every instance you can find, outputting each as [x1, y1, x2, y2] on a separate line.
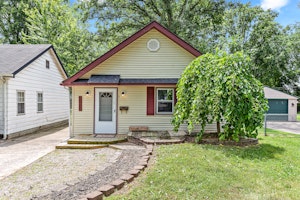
[99, 92, 112, 121]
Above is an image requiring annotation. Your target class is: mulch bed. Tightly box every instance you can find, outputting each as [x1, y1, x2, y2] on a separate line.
[185, 132, 258, 146]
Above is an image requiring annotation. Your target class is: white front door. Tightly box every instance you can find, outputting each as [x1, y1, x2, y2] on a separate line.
[94, 88, 117, 134]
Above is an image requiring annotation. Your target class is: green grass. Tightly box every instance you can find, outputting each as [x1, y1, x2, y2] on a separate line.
[297, 113, 300, 121]
[108, 129, 300, 200]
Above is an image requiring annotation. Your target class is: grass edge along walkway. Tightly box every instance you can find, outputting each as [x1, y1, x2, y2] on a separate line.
[108, 128, 300, 200]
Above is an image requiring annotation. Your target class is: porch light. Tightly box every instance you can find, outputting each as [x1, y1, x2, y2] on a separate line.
[121, 91, 126, 96]
[85, 90, 90, 96]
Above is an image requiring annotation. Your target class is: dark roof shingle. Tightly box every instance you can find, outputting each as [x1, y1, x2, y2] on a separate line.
[88, 75, 120, 84]
[0, 44, 52, 75]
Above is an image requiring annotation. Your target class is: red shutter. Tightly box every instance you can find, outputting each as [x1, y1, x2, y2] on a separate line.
[79, 96, 82, 111]
[147, 87, 154, 115]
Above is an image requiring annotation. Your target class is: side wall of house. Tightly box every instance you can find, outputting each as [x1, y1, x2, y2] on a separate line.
[0, 81, 3, 134]
[72, 86, 217, 135]
[6, 49, 69, 135]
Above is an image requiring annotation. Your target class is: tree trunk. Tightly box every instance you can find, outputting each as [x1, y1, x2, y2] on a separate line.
[217, 121, 221, 134]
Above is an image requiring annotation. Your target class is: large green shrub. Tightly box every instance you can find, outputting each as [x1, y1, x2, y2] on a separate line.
[172, 50, 268, 141]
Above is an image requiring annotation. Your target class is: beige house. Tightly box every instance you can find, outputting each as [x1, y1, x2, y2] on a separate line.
[62, 21, 217, 136]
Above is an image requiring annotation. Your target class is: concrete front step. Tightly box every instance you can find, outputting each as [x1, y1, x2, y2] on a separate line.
[56, 142, 108, 149]
[67, 138, 127, 145]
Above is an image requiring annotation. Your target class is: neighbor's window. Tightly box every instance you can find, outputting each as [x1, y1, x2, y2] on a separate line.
[37, 92, 43, 112]
[156, 88, 174, 114]
[46, 60, 50, 69]
[17, 91, 25, 115]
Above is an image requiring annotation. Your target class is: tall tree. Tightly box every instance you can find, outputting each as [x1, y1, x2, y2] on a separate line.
[21, 0, 100, 75]
[79, 0, 226, 51]
[214, 3, 299, 90]
[82, 0, 299, 89]
[0, 0, 32, 43]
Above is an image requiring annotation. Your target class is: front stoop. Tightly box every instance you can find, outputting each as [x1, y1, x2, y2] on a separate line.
[68, 138, 127, 145]
[55, 135, 127, 149]
[56, 142, 108, 149]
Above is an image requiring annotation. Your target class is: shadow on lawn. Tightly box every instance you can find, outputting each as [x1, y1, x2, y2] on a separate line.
[202, 143, 285, 160]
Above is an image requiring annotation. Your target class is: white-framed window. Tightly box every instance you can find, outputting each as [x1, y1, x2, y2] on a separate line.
[37, 92, 43, 113]
[17, 91, 25, 115]
[156, 88, 174, 114]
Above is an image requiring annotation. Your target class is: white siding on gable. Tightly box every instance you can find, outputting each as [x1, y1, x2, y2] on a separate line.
[0, 81, 3, 133]
[81, 29, 196, 79]
[6, 49, 69, 135]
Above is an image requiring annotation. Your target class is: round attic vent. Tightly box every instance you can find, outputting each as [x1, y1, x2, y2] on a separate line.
[147, 39, 160, 52]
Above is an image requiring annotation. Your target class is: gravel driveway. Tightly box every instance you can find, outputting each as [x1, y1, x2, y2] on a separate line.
[0, 144, 145, 200]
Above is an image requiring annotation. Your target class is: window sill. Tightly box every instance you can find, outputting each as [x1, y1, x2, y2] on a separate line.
[155, 113, 173, 115]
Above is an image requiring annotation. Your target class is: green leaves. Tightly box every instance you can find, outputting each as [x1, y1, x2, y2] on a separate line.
[172, 50, 268, 141]
[0, 0, 101, 76]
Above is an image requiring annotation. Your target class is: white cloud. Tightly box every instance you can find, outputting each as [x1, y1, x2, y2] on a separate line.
[261, 0, 289, 11]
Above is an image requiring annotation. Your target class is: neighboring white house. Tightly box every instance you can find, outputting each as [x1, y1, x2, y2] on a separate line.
[264, 87, 298, 121]
[0, 44, 69, 139]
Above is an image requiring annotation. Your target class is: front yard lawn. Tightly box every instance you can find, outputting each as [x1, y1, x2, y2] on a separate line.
[297, 113, 300, 121]
[109, 129, 300, 200]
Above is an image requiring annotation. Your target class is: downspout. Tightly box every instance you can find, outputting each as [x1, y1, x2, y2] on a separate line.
[67, 86, 73, 138]
[1, 76, 8, 139]
[63, 85, 72, 138]
[0, 76, 4, 139]
[1, 75, 13, 139]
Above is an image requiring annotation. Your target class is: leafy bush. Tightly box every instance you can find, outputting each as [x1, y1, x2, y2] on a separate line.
[172, 50, 268, 141]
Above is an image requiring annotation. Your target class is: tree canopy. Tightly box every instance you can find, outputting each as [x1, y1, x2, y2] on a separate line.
[0, 0, 100, 76]
[81, 0, 300, 93]
[0, 0, 299, 90]
[172, 50, 268, 141]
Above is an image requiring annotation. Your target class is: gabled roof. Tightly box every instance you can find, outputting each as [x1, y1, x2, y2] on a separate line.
[264, 87, 298, 100]
[62, 21, 201, 86]
[0, 44, 67, 77]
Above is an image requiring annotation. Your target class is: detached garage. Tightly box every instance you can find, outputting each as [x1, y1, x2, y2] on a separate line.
[264, 87, 298, 121]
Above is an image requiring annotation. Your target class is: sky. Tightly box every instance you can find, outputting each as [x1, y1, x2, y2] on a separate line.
[241, 0, 299, 26]
[71, 0, 299, 27]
